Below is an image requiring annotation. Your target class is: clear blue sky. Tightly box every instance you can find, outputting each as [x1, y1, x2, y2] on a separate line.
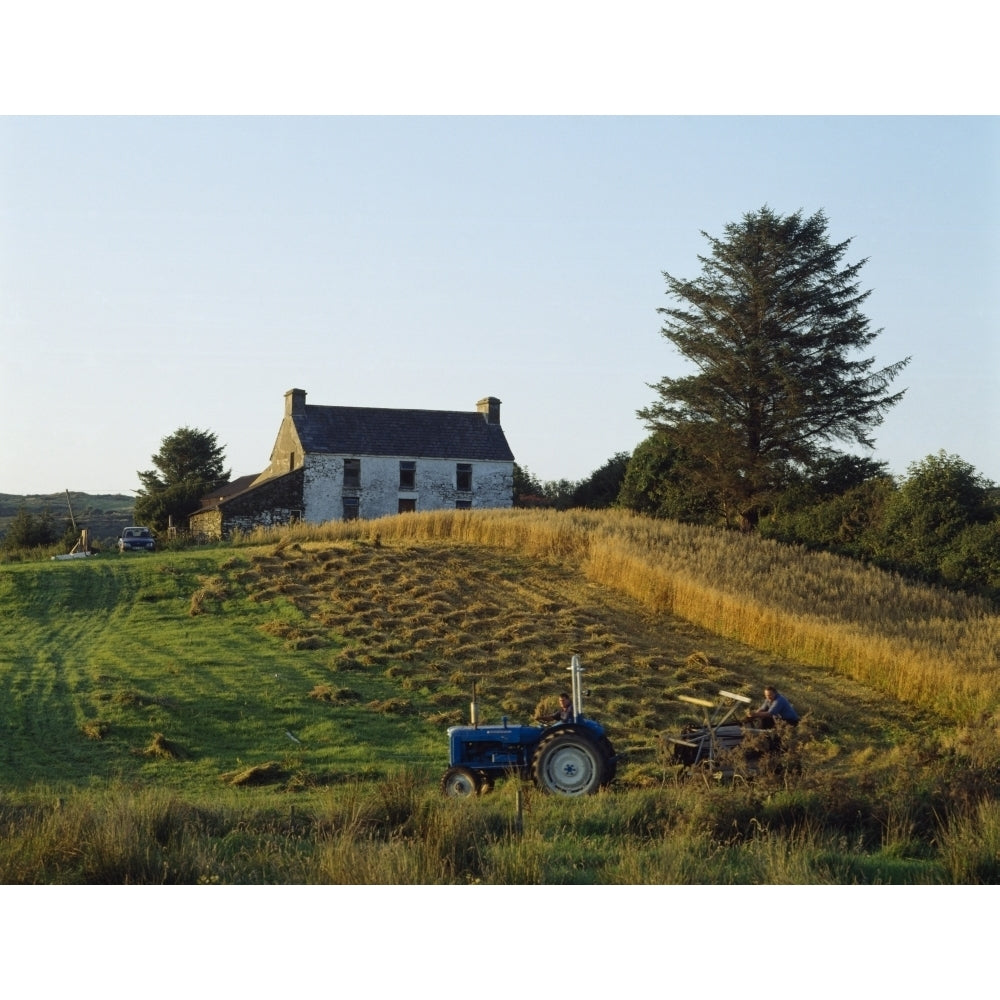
[1, 115, 997, 496]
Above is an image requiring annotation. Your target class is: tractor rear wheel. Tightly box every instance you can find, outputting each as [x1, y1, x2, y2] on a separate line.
[441, 766, 480, 797]
[531, 727, 604, 796]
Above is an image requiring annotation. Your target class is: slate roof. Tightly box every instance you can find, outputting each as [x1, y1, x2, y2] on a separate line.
[192, 473, 262, 513]
[294, 405, 515, 462]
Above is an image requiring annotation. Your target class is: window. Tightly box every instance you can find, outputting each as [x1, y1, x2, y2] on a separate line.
[456, 500, 472, 510]
[343, 497, 359, 520]
[399, 460, 416, 490]
[456, 463, 472, 492]
[398, 498, 416, 514]
[343, 458, 360, 488]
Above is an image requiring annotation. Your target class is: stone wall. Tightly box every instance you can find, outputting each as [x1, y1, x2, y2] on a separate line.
[303, 455, 513, 521]
[189, 508, 223, 540]
[191, 469, 305, 539]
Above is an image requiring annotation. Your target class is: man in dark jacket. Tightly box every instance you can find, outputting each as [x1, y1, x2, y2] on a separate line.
[546, 691, 574, 723]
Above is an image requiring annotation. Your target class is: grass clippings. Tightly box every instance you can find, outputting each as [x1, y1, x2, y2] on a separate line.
[142, 732, 189, 760]
[80, 719, 110, 741]
[222, 761, 287, 786]
[308, 684, 361, 703]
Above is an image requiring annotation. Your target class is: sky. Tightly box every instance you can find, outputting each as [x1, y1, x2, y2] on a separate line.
[2, 115, 996, 497]
[1, 10, 997, 499]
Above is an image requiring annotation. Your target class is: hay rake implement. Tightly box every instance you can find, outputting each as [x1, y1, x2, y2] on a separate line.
[665, 689, 753, 775]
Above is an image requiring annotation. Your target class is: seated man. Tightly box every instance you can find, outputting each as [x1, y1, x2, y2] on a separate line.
[544, 691, 574, 724]
[746, 685, 799, 728]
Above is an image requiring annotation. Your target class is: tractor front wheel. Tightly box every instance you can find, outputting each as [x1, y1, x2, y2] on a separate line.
[531, 728, 604, 796]
[441, 766, 481, 797]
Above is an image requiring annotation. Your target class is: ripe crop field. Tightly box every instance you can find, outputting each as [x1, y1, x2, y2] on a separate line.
[1, 509, 998, 883]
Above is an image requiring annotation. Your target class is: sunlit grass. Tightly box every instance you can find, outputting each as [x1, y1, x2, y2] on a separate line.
[2, 508, 999, 882]
[0, 770, 971, 884]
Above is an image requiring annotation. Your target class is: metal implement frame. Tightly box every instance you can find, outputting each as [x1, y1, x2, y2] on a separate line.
[667, 689, 752, 765]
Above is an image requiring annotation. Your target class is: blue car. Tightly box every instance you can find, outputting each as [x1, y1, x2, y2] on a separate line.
[118, 526, 155, 552]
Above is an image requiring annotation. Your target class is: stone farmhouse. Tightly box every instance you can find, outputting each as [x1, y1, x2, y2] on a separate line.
[188, 388, 515, 538]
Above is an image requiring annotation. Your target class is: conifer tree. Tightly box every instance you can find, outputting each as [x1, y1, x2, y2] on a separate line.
[134, 427, 228, 532]
[639, 207, 909, 528]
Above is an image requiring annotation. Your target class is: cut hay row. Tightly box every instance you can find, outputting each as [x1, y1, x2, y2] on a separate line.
[238, 509, 1000, 721]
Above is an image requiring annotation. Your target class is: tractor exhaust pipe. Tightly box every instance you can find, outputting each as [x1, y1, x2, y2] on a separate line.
[470, 681, 479, 727]
[569, 655, 584, 723]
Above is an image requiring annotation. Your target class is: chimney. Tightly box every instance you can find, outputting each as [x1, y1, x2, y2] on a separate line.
[477, 396, 501, 425]
[285, 388, 306, 418]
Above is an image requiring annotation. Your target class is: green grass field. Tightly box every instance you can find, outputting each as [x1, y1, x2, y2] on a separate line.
[0, 546, 444, 793]
[2, 511, 998, 883]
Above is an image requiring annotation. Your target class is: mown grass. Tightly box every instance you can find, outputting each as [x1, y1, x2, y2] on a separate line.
[247, 508, 998, 719]
[1, 508, 998, 883]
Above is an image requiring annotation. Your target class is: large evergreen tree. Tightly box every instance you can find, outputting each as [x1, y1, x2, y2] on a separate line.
[638, 207, 910, 528]
[134, 427, 229, 532]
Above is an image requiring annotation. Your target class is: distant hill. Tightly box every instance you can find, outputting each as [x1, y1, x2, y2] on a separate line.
[0, 492, 136, 544]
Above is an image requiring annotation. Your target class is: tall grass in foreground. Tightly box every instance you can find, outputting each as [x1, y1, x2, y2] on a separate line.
[238, 509, 1000, 722]
[2, 762, 992, 884]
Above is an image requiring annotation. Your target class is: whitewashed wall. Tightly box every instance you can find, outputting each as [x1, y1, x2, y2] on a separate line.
[302, 454, 513, 522]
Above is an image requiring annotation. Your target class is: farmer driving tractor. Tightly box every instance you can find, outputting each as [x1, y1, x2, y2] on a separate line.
[545, 691, 574, 723]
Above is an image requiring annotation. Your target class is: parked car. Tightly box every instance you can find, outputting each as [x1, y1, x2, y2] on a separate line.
[118, 526, 155, 552]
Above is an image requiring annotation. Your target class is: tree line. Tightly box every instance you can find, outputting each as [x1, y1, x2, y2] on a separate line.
[517, 449, 1000, 599]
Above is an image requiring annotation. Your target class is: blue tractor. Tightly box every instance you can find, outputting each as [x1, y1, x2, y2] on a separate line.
[440, 656, 617, 797]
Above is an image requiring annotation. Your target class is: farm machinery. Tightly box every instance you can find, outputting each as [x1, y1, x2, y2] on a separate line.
[665, 690, 751, 767]
[441, 655, 617, 797]
[664, 689, 787, 779]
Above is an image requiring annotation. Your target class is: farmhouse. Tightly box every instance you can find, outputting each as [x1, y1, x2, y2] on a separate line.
[188, 388, 515, 538]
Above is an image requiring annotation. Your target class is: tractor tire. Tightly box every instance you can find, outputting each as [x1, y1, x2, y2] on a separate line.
[441, 766, 480, 798]
[531, 727, 604, 796]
